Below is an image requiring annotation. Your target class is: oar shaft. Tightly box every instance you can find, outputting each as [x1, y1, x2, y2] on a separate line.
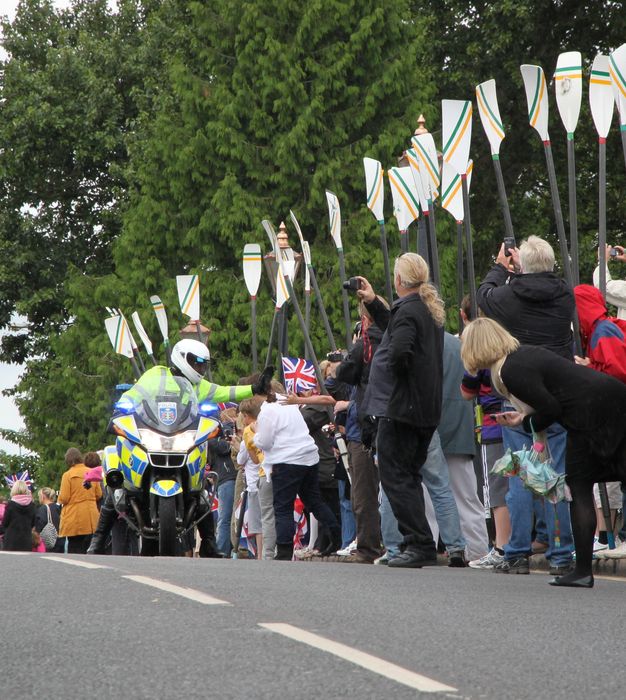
[400, 230, 409, 254]
[598, 482, 616, 549]
[195, 320, 212, 381]
[251, 296, 258, 372]
[461, 176, 477, 321]
[378, 222, 394, 306]
[337, 249, 352, 350]
[599, 138, 607, 299]
[566, 136, 579, 286]
[164, 340, 171, 367]
[492, 155, 515, 241]
[265, 307, 278, 368]
[309, 265, 337, 352]
[304, 290, 311, 357]
[427, 201, 440, 289]
[133, 348, 146, 375]
[456, 220, 464, 332]
[129, 356, 142, 380]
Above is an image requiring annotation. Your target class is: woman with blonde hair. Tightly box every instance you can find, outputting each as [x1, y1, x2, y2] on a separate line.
[461, 317, 626, 588]
[357, 252, 445, 568]
[0, 481, 36, 551]
[35, 487, 64, 552]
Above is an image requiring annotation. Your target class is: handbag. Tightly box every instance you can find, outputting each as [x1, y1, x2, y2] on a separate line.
[40, 505, 58, 551]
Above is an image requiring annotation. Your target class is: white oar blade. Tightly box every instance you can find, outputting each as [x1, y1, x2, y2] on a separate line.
[405, 149, 429, 211]
[275, 261, 295, 309]
[131, 312, 153, 357]
[475, 79, 505, 155]
[261, 219, 278, 256]
[150, 295, 169, 343]
[105, 315, 134, 359]
[609, 43, 626, 126]
[440, 160, 464, 222]
[388, 166, 420, 231]
[302, 240, 313, 268]
[554, 51, 582, 134]
[176, 274, 200, 321]
[325, 190, 342, 249]
[442, 99, 472, 177]
[243, 244, 263, 297]
[363, 157, 385, 222]
[520, 64, 550, 141]
[410, 133, 440, 199]
[289, 209, 306, 252]
[590, 54, 615, 138]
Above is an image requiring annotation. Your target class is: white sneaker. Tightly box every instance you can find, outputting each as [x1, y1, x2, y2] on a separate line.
[373, 552, 389, 565]
[593, 536, 608, 553]
[601, 539, 626, 559]
[468, 547, 505, 570]
[336, 539, 357, 557]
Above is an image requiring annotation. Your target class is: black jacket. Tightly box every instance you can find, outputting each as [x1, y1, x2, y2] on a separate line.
[207, 437, 237, 484]
[366, 294, 443, 427]
[300, 405, 337, 487]
[1, 500, 35, 551]
[477, 264, 574, 360]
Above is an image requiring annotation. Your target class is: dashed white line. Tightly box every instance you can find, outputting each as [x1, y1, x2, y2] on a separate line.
[259, 622, 457, 693]
[122, 575, 232, 606]
[44, 556, 109, 569]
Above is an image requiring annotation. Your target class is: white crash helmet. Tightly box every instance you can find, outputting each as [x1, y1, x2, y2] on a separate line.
[171, 338, 210, 385]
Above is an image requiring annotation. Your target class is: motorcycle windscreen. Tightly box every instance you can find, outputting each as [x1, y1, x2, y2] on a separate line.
[134, 375, 200, 435]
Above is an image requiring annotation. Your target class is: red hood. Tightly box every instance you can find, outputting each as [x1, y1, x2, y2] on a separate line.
[574, 284, 607, 341]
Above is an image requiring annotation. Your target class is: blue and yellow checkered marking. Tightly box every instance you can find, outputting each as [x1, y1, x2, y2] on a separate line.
[117, 438, 148, 488]
[103, 445, 119, 474]
[113, 414, 141, 444]
[187, 445, 208, 491]
[150, 479, 182, 497]
[195, 417, 220, 446]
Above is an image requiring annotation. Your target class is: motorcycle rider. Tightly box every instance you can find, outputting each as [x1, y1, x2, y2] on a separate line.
[87, 339, 273, 556]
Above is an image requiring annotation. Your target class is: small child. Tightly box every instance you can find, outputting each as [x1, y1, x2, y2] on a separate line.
[32, 529, 46, 553]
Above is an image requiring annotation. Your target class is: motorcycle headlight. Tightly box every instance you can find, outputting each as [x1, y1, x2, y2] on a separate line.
[139, 430, 198, 453]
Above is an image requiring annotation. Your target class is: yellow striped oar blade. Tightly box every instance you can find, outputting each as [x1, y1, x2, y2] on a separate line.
[325, 190, 342, 250]
[243, 243, 262, 297]
[363, 157, 384, 223]
[554, 51, 582, 134]
[405, 148, 429, 212]
[441, 99, 472, 176]
[410, 133, 440, 200]
[609, 43, 626, 127]
[275, 261, 294, 309]
[176, 274, 200, 321]
[476, 79, 505, 155]
[388, 166, 420, 231]
[150, 295, 169, 344]
[520, 64, 550, 141]
[131, 311, 153, 357]
[590, 54, 615, 138]
[105, 314, 134, 359]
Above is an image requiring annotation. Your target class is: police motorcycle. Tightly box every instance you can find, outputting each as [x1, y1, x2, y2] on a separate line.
[103, 375, 220, 556]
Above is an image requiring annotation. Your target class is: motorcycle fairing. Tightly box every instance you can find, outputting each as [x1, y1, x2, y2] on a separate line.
[117, 437, 149, 488]
[187, 444, 208, 491]
[150, 479, 182, 497]
[112, 414, 141, 444]
[195, 417, 220, 446]
[103, 444, 119, 474]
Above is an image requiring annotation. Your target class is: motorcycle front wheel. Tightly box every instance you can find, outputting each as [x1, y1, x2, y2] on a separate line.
[158, 496, 178, 556]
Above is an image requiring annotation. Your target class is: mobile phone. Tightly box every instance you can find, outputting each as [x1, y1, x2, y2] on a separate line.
[503, 237, 516, 257]
[610, 247, 619, 258]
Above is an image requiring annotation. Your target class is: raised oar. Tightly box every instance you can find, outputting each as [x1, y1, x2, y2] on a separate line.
[475, 79, 515, 243]
[243, 244, 263, 372]
[326, 190, 352, 349]
[554, 52, 583, 285]
[131, 311, 157, 366]
[608, 43, 626, 169]
[441, 159, 473, 331]
[405, 148, 431, 264]
[589, 54, 615, 303]
[105, 314, 141, 379]
[114, 308, 146, 374]
[150, 295, 170, 365]
[520, 64, 582, 355]
[363, 157, 393, 305]
[176, 274, 212, 380]
[442, 99, 475, 318]
[388, 166, 420, 254]
[288, 210, 313, 343]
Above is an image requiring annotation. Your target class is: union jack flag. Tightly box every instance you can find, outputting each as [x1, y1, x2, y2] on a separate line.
[281, 356, 317, 394]
[293, 496, 308, 549]
[4, 470, 33, 489]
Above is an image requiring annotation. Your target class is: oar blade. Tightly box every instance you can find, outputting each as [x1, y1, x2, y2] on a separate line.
[608, 43, 626, 127]
[440, 161, 464, 222]
[520, 64, 550, 141]
[363, 157, 385, 222]
[150, 295, 169, 343]
[590, 54, 615, 137]
[441, 99, 473, 176]
[410, 133, 440, 199]
[176, 274, 200, 321]
[243, 243, 263, 297]
[261, 219, 278, 256]
[475, 79, 505, 155]
[275, 261, 294, 309]
[405, 148, 429, 211]
[289, 210, 306, 252]
[325, 190, 342, 249]
[105, 314, 134, 359]
[554, 51, 583, 134]
[388, 166, 420, 231]
[131, 311, 154, 357]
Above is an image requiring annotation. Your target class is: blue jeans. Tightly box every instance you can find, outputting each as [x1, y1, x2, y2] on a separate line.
[421, 431, 466, 553]
[379, 486, 402, 557]
[216, 479, 235, 556]
[502, 421, 574, 566]
[338, 479, 356, 548]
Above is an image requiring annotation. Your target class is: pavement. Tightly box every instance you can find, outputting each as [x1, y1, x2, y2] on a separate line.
[2, 550, 625, 700]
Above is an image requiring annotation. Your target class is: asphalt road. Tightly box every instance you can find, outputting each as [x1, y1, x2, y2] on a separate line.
[1, 552, 624, 699]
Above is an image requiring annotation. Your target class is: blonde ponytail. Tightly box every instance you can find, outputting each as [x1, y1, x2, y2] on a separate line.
[394, 253, 445, 327]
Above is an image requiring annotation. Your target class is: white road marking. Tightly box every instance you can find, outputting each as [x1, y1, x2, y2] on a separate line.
[259, 623, 457, 693]
[0, 551, 30, 555]
[122, 575, 232, 606]
[44, 556, 109, 570]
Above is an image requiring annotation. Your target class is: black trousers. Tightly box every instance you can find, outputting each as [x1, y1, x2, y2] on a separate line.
[376, 418, 436, 555]
[67, 534, 92, 554]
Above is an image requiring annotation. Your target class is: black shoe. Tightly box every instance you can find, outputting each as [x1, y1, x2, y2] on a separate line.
[493, 556, 530, 574]
[86, 497, 118, 554]
[274, 543, 294, 561]
[548, 572, 594, 588]
[198, 538, 223, 558]
[448, 551, 467, 568]
[549, 562, 574, 577]
[388, 550, 438, 569]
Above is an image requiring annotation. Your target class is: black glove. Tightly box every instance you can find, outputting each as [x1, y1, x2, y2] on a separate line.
[83, 481, 92, 490]
[252, 365, 274, 395]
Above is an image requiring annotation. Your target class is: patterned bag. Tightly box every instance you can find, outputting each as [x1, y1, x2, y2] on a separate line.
[40, 505, 58, 551]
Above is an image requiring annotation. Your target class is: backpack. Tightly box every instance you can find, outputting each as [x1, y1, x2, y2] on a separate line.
[40, 505, 58, 551]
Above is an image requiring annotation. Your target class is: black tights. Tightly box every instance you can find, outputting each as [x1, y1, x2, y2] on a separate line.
[567, 480, 596, 577]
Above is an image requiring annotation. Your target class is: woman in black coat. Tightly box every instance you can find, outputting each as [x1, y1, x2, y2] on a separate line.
[1, 481, 36, 551]
[461, 317, 626, 588]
